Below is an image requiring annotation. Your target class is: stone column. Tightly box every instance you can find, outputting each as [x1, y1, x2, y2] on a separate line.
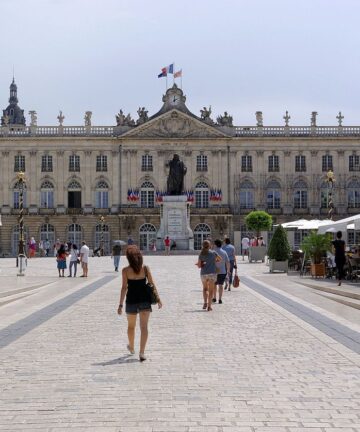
[111, 150, 119, 208]
[29, 150, 37, 206]
[1, 151, 10, 206]
[84, 150, 92, 206]
[56, 150, 65, 206]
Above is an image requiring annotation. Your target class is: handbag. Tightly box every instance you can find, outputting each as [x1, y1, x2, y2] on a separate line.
[233, 270, 240, 288]
[76, 258, 80, 264]
[144, 266, 159, 305]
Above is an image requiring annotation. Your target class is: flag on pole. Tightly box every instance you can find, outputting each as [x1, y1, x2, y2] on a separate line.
[174, 69, 182, 78]
[158, 67, 167, 78]
[167, 63, 174, 74]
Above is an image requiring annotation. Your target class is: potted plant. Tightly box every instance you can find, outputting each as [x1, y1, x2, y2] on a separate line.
[245, 211, 272, 262]
[268, 225, 291, 272]
[301, 232, 332, 277]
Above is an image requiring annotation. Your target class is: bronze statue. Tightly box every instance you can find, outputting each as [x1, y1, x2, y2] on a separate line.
[167, 154, 187, 195]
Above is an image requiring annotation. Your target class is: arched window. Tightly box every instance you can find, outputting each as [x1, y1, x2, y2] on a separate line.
[40, 181, 54, 208]
[68, 223, 83, 246]
[68, 180, 81, 209]
[95, 180, 109, 209]
[40, 223, 55, 245]
[266, 180, 281, 209]
[94, 224, 110, 254]
[140, 181, 155, 208]
[13, 181, 27, 209]
[11, 225, 28, 256]
[348, 179, 360, 208]
[139, 223, 157, 251]
[293, 180, 308, 209]
[194, 223, 211, 250]
[195, 182, 209, 209]
[239, 180, 254, 209]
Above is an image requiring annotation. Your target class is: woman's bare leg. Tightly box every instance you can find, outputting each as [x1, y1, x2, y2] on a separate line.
[207, 281, 214, 309]
[139, 311, 150, 354]
[202, 280, 208, 306]
[127, 314, 137, 351]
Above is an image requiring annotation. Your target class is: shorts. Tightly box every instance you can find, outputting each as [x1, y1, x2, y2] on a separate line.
[216, 273, 227, 285]
[201, 273, 217, 283]
[125, 302, 152, 315]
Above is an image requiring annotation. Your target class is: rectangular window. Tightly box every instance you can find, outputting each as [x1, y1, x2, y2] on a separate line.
[95, 191, 109, 208]
[41, 155, 53, 172]
[294, 190, 308, 209]
[322, 155, 333, 172]
[349, 155, 360, 172]
[69, 155, 80, 172]
[141, 154, 153, 171]
[14, 155, 25, 172]
[295, 155, 306, 172]
[196, 155, 208, 172]
[96, 155, 108, 172]
[268, 155, 279, 172]
[241, 155, 252, 172]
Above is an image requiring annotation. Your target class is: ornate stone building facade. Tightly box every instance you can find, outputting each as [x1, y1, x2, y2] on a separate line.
[0, 80, 359, 254]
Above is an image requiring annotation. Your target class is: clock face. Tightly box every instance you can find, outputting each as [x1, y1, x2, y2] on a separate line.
[170, 95, 180, 106]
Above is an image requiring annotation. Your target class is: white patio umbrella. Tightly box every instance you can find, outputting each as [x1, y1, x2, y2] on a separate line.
[113, 240, 127, 246]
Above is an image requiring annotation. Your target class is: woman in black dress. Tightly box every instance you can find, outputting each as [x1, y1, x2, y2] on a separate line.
[117, 245, 162, 361]
[332, 231, 346, 286]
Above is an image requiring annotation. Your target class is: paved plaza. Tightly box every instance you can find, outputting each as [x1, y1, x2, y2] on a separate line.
[1, 255, 360, 431]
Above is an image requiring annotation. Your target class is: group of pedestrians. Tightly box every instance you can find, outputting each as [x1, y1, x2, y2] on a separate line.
[197, 237, 237, 311]
[55, 241, 89, 278]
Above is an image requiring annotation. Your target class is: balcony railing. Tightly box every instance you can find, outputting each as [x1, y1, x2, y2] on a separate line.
[2, 124, 360, 138]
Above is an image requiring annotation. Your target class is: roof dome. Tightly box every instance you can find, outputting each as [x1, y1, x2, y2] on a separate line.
[1, 78, 26, 126]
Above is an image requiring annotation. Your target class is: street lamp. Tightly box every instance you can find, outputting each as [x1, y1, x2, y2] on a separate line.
[326, 169, 335, 220]
[99, 215, 105, 256]
[17, 171, 26, 276]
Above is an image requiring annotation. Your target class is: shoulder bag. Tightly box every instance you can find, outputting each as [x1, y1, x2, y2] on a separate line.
[144, 266, 160, 305]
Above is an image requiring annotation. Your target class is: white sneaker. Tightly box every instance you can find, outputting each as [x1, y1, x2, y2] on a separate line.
[139, 352, 147, 362]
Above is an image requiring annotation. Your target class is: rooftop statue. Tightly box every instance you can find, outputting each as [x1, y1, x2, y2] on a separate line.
[125, 113, 135, 126]
[200, 106, 214, 124]
[167, 154, 187, 195]
[216, 111, 233, 127]
[136, 107, 149, 125]
[311, 111, 318, 127]
[84, 111, 92, 126]
[283, 110, 291, 126]
[336, 111, 344, 127]
[29, 110, 37, 127]
[57, 110, 65, 126]
[2, 114, 10, 126]
[116, 109, 126, 126]
[255, 111, 263, 127]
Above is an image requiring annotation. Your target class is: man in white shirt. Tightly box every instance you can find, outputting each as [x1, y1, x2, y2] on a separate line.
[241, 236, 250, 260]
[80, 241, 90, 277]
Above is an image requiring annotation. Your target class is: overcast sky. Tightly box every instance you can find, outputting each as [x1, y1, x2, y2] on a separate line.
[1, 0, 359, 126]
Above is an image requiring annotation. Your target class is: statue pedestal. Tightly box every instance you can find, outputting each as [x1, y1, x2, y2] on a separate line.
[157, 196, 193, 250]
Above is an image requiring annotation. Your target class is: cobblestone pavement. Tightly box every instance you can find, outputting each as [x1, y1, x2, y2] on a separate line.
[1, 256, 360, 431]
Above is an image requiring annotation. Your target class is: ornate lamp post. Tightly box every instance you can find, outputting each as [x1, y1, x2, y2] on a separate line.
[99, 215, 105, 256]
[326, 169, 335, 220]
[17, 171, 26, 276]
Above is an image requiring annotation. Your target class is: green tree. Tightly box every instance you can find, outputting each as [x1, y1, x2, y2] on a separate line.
[245, 211, 272, 237]
[268, 225, 291, 261]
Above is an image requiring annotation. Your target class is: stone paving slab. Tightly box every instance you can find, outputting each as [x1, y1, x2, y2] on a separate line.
[0, 257, 360, 430]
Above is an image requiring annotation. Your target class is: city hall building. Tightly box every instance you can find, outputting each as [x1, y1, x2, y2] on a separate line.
[0, 79, 359, 255]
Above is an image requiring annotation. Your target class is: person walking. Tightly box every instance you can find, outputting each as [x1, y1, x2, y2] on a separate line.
[222, 237, 237, 291]
[29, 237, 36, 258]
[56, 244, 67, 277]
[213, 239, 230, 304]
[332, 231, 346, 286]
[44, 239, 51, 257]
[112, 241, 122, 272]
[241, 236, 250, 260]
[117, 245, 162, 362]
[164, 236, 171, 255]
[196, 240, 221, 312]
[80, 241, 90, 277]
[68, 244, 79, 277]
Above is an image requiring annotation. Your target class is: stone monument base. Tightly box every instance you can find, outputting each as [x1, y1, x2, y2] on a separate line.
[157, 196, 193, 250]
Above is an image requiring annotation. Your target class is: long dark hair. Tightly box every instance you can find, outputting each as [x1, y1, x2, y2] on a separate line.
[58, 244, 66, 255]
[200, 240, 211, 256]
[126, 245, 143, 274]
